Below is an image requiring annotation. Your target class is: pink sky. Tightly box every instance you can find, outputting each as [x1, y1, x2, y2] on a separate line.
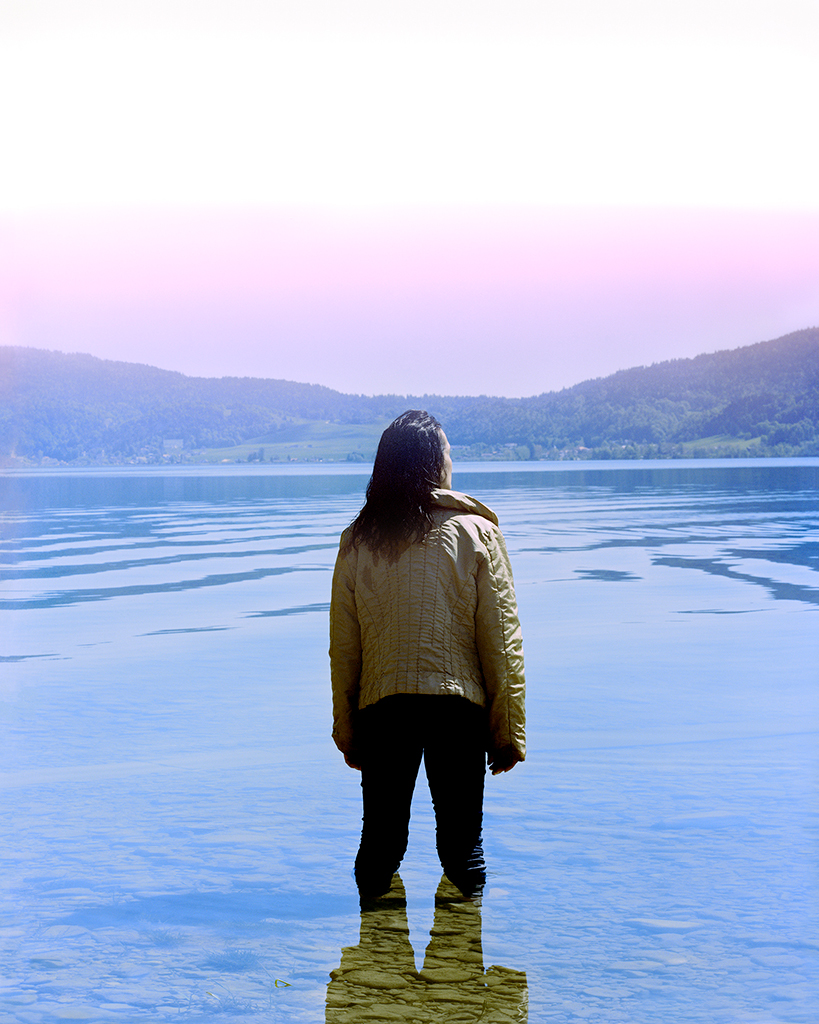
[5, 205, 818, 397]
[2, 1, 817, 397]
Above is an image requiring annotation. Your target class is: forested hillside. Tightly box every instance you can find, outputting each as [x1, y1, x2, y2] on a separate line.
[1, 328, 817, 464]
[443, 327, 819, 459]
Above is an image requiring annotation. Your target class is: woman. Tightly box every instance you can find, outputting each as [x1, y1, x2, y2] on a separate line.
[330, 410, 525, 898]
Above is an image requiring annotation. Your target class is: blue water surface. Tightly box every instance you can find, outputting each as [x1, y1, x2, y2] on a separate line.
[1, 460, 817, 1022]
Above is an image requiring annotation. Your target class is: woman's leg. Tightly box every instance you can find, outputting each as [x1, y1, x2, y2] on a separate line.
[355, 697, 424, 896]
[423, 698, 487, 896]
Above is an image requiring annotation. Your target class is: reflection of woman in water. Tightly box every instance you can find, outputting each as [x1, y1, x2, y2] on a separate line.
[326, 875, 528, 1023]
[330, 410, 525, 898]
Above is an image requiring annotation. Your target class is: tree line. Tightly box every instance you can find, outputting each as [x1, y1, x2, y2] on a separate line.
[1, 327, 817, 464]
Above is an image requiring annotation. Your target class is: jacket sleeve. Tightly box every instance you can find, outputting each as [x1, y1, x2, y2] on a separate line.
[329, 536, 362, 755]
[474, 524, 526, 761]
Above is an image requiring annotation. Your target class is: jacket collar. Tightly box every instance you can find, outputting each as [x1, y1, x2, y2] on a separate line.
[430, 488, 499, 526]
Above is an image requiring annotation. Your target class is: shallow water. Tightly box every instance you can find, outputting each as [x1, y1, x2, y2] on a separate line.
[1, 459, 817, 1023]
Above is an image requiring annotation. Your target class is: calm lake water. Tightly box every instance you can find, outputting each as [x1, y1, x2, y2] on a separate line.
[1, 459, 817, 1023]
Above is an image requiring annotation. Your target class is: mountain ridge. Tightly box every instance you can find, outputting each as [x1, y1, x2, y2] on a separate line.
[2, 327, 817, 464]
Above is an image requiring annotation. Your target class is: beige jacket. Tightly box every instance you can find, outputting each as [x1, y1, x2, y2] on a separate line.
[329, 489, 525, 762]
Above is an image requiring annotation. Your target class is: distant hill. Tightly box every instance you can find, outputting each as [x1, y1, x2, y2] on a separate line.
[443, 327, 819, 460]
[1, 328, 817, 465]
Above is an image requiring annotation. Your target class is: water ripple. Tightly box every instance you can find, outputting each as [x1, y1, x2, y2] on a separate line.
[1, 564, 328, 610]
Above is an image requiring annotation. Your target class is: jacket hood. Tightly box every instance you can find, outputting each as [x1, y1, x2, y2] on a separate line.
[430, 489, 499, 526]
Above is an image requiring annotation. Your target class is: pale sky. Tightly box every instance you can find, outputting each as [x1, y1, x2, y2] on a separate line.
[2, 0, 818, 396]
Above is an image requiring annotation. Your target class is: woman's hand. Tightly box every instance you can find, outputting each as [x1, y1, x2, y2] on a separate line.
[488, 748, 521, 775]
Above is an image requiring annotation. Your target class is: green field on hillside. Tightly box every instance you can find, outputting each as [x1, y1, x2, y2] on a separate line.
[195, 419, 390, 463]
[676, 434, 762, 456]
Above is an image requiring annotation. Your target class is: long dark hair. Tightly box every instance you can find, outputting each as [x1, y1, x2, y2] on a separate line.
[346, 410, 446, 557]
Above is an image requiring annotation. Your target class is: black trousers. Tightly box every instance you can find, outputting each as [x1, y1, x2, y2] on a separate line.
[354, 694, 487, 897]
